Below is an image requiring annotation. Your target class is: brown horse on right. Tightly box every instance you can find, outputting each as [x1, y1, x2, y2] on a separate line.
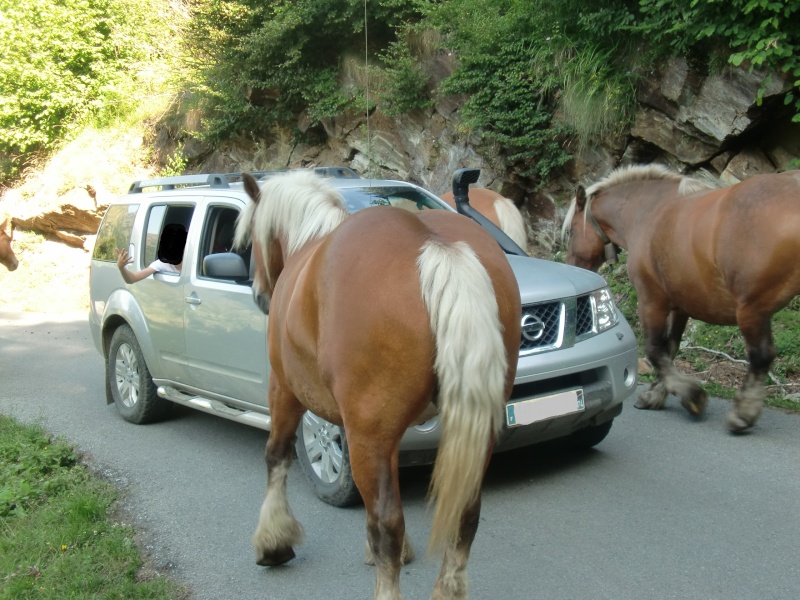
[562, 164, 800, 433]
[0, 219, 19, 272]
[440, 188, 530, 254]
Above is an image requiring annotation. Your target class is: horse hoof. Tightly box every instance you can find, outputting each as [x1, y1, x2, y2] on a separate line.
[634, 391, 664, 410]
[256, 546, 296, 566]
[680, 390, 707, 416]
[726, 411, 754, 434]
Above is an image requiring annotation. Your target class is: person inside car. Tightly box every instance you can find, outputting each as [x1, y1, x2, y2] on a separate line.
[116, 223, 187, 283]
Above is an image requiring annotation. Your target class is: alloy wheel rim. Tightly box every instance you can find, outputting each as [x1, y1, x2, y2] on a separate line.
[301, 412, 344, 484]
[114, 342, 140, 409]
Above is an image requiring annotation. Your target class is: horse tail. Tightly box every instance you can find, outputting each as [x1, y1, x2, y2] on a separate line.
[493, 196, 529, 253]
[416, 240, 508, 555]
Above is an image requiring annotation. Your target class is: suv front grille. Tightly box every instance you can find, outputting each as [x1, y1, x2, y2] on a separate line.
[576, 295, 593, 337]
[520, 301, 563, 354]
[519, 294, 598, 356]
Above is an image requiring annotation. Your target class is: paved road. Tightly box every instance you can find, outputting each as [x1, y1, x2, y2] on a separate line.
[1, 311, 799, 600]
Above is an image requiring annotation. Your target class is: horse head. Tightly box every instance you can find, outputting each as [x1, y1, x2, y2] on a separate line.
[562, 186, 612, 272]
[0, 218, 19, 272]
[234, 171, 348, 314]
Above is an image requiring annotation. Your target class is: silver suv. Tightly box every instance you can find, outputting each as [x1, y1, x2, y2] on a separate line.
[89, 168, 639, 506]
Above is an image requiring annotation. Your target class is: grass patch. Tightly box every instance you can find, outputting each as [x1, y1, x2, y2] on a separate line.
[0, 414, 184, 599]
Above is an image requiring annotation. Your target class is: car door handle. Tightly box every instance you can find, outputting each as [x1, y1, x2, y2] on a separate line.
[184, 296, 202, 305]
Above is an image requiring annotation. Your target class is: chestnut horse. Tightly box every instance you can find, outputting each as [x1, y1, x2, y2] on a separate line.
[0, 219, 19, 271]
[440, 188, 530, 254]
[562, 164, 800, 433]
[234, 171, 521, 599]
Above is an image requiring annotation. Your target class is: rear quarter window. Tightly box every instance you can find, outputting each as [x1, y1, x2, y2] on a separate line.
[93, 204, 139, 261]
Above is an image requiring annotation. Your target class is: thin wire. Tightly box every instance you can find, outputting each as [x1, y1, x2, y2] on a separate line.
[364, 0, 372, 178]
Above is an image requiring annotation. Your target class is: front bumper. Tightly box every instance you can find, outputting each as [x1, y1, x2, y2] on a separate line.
[396, 321, 639, 466]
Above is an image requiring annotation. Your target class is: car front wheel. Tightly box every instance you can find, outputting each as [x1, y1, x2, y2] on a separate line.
[294, 411, 361, 507]
[107, 325, 171, 424]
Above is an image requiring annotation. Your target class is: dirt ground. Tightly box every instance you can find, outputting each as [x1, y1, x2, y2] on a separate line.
[0, 233, 90, 314]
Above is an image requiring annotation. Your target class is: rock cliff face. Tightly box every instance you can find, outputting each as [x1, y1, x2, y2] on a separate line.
[6, 60, 798, 253]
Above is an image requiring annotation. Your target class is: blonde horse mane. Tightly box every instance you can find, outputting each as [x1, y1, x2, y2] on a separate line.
[234, 171, 349, 285]
[561, 164, 714, 242]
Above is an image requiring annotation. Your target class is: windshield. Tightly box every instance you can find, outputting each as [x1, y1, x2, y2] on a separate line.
[340, 186, 447, 214]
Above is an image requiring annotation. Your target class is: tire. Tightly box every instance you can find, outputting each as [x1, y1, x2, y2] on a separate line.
[294, 411, 361, 507]
[567, 419, 614, 450]
[107, 325, 172, 424]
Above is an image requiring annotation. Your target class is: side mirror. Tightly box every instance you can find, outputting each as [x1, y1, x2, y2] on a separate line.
[203, 252, 249, 280]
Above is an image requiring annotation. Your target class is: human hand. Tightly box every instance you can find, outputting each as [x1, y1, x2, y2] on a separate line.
[115, 247, 132, 269]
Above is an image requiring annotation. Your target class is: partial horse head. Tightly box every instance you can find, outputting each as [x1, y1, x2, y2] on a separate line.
[562, 164, 710, 271]
[0, 218, 19, 272]
[561, 185, 608, 271]
[234, 171, 348, 313]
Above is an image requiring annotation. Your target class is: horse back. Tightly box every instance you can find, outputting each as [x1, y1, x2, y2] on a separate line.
[270, 206, 519, 430]
[440, 188, 504, 228]
[629, 171, 800, 322]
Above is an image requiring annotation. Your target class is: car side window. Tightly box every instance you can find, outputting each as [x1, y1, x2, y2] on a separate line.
[142, 204, 195, 267]
[93, 204, 139, 261]
[199, 206, 251, 279]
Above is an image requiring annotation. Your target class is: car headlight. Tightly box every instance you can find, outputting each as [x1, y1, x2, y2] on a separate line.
[592, 287, 619, 332]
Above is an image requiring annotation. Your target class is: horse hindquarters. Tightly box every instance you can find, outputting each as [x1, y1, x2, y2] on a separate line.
[417, 239, 516, 599]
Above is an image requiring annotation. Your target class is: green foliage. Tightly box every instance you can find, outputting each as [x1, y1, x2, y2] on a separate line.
[0, 0, 170, 183]
[0, 417, 78, 518]
[437, 39, 572, 185]
[160, 150, 188, 178]
[423, 0, 639, 186]
[0, 414, 182, 598]
[555, 45, 638, 149]
[374, 32, 434, 117]
[185, 0, 422, 142]
[636, 0, 800, 118]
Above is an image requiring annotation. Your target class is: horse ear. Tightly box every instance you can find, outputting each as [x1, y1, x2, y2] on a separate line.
[575, 186, 588, 211]
[242, 173, 261, 203]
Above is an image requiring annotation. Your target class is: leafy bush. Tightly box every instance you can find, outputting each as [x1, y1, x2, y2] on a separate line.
[0, 0, 169, 183]
[185, 0, 423, 142]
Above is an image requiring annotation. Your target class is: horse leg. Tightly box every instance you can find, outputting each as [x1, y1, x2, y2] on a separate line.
[727, 311, 775, 433]
[430, 496, 481, 600]
[349, 442, 406, 600]
[636, 306, 706, 414]
[364, 534, 415, 566]
[635, 309, 688, 409]
[253, 378, 306, 566]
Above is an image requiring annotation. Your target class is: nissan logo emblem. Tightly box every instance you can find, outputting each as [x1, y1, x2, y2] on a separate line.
[521, 314, 546, 342]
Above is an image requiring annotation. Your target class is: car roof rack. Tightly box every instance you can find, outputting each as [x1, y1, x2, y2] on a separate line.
[313, 166, 360, 179]
[227, 167, 361, 181]
[128, 174, 231, 194]
[128, 167, 361, 194]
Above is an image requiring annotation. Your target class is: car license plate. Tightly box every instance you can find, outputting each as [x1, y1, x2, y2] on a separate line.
[505, 389, 585, 428]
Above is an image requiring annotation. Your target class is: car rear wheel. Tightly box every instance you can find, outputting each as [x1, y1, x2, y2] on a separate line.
[107, 325, 171, 424]
[294, 411, 361, 507]
[568, 419, 614, 449]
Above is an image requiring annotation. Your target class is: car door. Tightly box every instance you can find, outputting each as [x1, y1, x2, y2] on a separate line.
[182, 198, 270, 408]
[131, 201, 196, 383]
